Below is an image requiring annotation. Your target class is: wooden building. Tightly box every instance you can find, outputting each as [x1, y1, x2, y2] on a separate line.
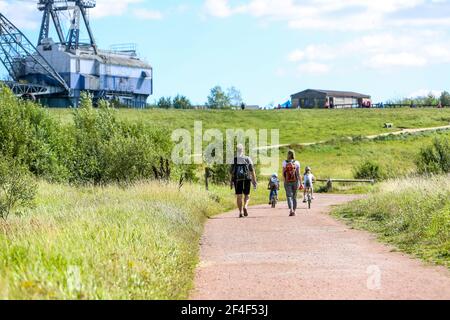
[291, 89, 372, 109]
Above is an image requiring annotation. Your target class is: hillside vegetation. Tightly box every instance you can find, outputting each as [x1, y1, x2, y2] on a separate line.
[0, 181, 234, 300]
[333, 175, 450, 268]
[49, 108, 450, 145]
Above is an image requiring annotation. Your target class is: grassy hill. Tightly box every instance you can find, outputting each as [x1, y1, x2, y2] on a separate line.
[49, 108, 450, 145]
[48, 107, 450, 190]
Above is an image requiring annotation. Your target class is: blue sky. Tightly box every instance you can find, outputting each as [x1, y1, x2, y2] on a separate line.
[1, 0, 450, 106]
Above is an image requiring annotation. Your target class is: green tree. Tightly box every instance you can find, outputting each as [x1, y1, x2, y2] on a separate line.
[206, 86, 231, 109]
[173, 95, 192, 109]
[424, 92, 439, 106]
[157, 97, 173, 109]
[227, 86, 243, 108]
[0, 86, 69, 181]
[440, 91, 450, 106]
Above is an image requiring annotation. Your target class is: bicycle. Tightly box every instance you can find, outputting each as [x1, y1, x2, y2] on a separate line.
[305, 188, 313, 209]
[269, 188, 278, 208]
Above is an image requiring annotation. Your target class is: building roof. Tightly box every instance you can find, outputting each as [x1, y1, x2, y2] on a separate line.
[70, 49, 152, 69]
[292, 89, 371, 99]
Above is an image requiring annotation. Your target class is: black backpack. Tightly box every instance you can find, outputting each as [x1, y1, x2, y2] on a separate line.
[234, 157, 250, 181]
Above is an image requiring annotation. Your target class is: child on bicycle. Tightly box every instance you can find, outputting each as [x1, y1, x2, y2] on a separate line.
[268, 173, 280, 205]
[303, 167, 315, 203]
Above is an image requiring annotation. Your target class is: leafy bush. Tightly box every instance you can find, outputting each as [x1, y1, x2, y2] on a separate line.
[0, 157, 37, 220]
[173, 95, 192, 109]
[0, 86, 68, 181]
[65, 93, 173, 185]
[416, 137, 450, 175]
[157, 97, 173, 109]
[354, 160, 384, 181]
[211, 163, 231, 185]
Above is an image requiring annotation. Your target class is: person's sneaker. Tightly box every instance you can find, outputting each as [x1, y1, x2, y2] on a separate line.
[289, 212, 296, 217]
[239, 213, 244, 218]
[243, 208, 249, 217]
[303, 199, 307, 203]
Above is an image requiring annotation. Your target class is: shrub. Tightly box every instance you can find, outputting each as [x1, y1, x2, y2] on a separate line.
[0, 86, 68, 181]
[354, 160, 384, 181]
[66, 93, 173, 185]
[416, 137, 450, 175]
[0, 157, 37, 220]
[211, 163, 231, 185]
[173, 95, 192, 109]
[157, 97, 173, 109]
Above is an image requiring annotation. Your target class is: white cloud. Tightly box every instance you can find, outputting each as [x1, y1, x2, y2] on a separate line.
[203, 0, 440, 31]
[133, 9, 163, 20]
[298, 62, 330, 75]
[0, 1, 40, 30]
[367, 52, 428, 68]
[204, 0, 238, 18]
[288, 45, 336, 62]
[91, 0, 143, 18]
[288, 29, 450, 72]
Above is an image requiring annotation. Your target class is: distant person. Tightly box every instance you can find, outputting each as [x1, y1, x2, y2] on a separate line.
[303, 167, 316, 203]
[325, 100, 330, 109]
[268, 173, 280, 205]
[230, 144, 258, 218]
[283, 150, 302, 217]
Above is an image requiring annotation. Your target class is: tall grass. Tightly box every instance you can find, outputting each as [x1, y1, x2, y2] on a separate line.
[334, 175, 450, 268]
[0, 181, 231, 300]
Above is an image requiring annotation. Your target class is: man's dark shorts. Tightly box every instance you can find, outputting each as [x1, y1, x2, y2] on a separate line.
[235, 180, 251, 196]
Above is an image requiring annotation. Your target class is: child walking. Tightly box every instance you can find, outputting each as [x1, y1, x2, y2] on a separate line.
[268, 173, 280, 205]
[303, 167, 315, 203]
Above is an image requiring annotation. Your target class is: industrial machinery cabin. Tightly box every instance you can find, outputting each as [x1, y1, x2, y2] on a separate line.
[0, 0, 153, 108]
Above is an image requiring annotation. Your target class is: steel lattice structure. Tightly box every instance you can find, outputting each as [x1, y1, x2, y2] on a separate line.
[0, 13, 69, 91]
[37, 0, 98, 54]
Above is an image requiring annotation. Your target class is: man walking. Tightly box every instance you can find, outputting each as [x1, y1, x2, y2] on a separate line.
[230, 144, 258, 218]
[283, 150, 302, 217]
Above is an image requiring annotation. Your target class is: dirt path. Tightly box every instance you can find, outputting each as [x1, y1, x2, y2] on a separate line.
[256, 124, 450, 151]
[191, 194, 450, 300]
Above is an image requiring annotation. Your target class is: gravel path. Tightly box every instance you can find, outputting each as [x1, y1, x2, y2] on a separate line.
[191, 194, 450, 300]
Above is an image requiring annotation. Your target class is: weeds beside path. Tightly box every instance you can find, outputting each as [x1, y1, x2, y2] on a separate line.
[334, 175, 450, 269]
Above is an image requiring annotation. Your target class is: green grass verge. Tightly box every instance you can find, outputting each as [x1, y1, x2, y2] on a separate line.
[333, 174, 450, 269]
[0, 181, 238, 300]
[49, 108, 450, 145]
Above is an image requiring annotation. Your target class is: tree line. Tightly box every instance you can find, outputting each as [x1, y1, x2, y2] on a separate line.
[387, 91, 450, 106]
[154, 86, 244, 109]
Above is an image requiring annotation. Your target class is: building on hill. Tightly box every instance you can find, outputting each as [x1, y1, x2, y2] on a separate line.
[291, 89, 372, 109]
[244, 105, 260, 110]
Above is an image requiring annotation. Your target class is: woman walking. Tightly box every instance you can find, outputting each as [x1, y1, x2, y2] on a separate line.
[283, 150, 302, 217]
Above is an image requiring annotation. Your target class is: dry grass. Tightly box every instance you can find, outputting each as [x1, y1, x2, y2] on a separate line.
[334, 174, 450, 268]
[0, 181, 230, 300]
